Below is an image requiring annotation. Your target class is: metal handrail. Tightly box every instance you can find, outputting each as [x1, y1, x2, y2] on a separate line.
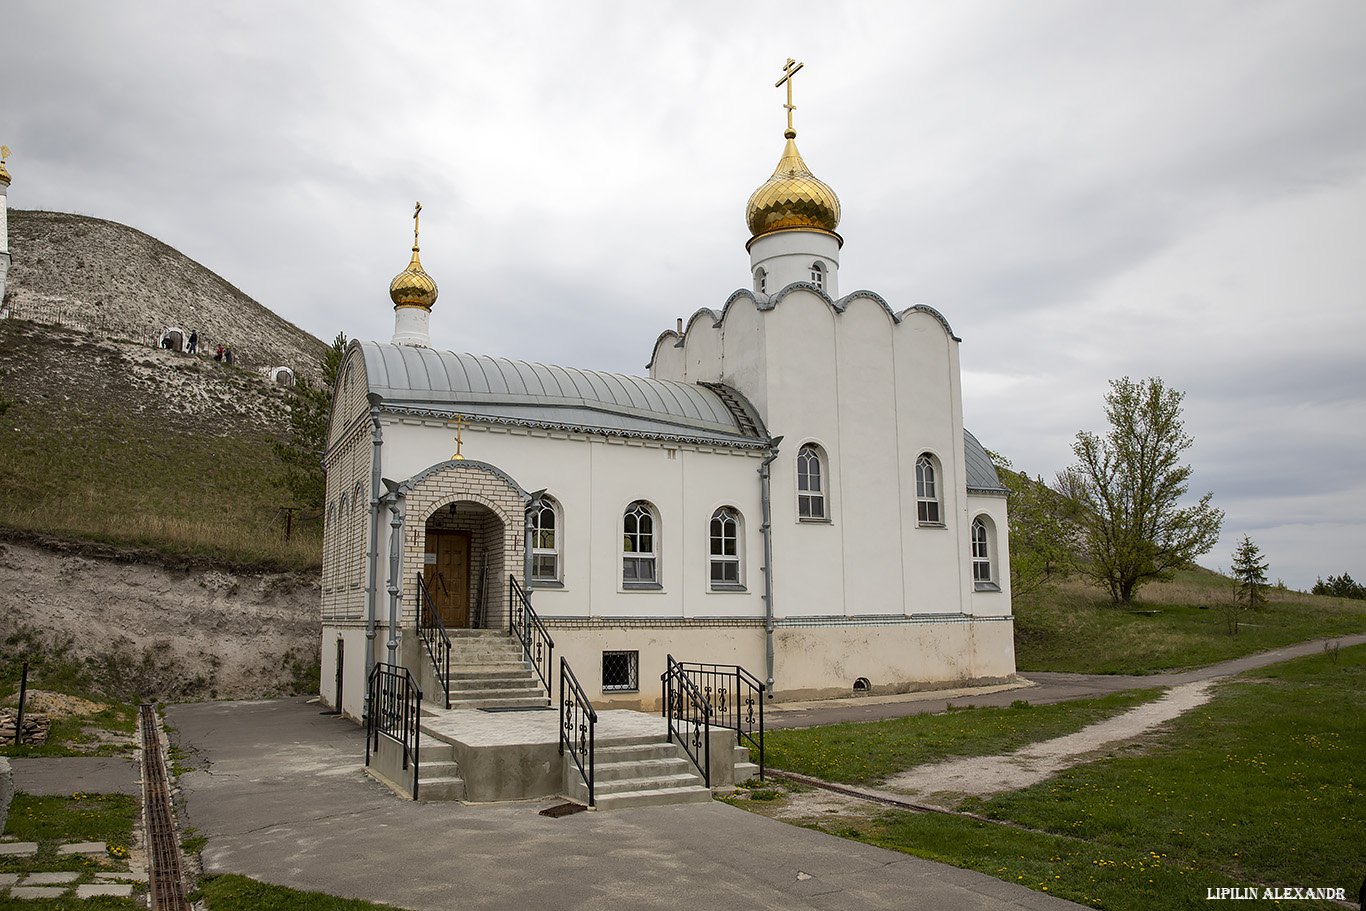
[415, 574, 452, 709]
[670, 661, 765, 781]
[662, 654, 711, 788]
[365, 662, 423, 800]
[559, 657, 598, 807]
[509, 575, 555, 698]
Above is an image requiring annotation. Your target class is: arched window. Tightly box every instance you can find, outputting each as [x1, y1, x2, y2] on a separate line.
[754, 267, 767, 294]
[709, 507, 743, 589]
[810, 261, 825, 289]
[972, 516, 1000, 591]
[531, 496, 561, 584]
[916, 454, 941, 524]
[972, 517, 991, 582]
[797, 445, 826, 520]
[622, 501, 659, 588]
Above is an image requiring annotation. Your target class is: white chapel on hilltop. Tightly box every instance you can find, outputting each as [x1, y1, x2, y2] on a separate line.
[319, 66, 1015, 719]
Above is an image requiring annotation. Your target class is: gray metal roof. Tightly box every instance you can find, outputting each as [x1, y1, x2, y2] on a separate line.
[358, 342, 763, 447]
[964, 429, 1007, 494]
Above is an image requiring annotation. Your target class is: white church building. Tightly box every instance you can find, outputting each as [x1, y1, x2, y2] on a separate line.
[319, 77, 1014, 720]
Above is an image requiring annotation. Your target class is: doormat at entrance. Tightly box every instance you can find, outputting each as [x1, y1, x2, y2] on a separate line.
[479, 706, 556, 712]
[539, 802, 587, 818]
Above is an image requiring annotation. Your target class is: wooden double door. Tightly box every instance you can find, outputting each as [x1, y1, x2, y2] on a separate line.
[423, 531, 471, 629]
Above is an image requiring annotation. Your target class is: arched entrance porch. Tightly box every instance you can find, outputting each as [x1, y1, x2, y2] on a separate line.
[422, 500, 505, 630]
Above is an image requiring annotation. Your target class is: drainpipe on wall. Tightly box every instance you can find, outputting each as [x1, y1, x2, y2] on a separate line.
[363, 395, 384, 721]
[758, 436, 782, 699]
[523, 489, 546, 609]
[382, 478, 407, 667]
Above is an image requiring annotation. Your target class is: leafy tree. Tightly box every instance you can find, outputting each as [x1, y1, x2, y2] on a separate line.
[1311, 573, 1366, 600]
[1230, 535, 1269, 611]
[985, 451, 1082, 602]
[273, 332, 347, 509]
[1065, 376, 1224, 604]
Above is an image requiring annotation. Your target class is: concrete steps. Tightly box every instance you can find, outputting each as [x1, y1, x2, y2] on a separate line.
[427, 630, 550, 711]
[415, 734, 465, 802]
[565, 738, 712, 810]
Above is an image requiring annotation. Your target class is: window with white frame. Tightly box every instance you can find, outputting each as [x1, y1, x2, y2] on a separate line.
[531, 496, 561, 584]
[602, 650, 639, 692]
[972, 517, 992, 584]
[754, 267, 767, 294]
[622, 501, 659, 587]
[916, 454, 942, 524]
[709, 507, 743, 589]
[797, 445, 826, 520]
[810, 261, 825, 289]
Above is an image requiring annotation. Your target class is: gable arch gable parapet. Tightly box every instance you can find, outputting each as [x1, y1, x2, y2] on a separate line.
[404, 459, 532, 509]
[894, 303, 960, 341]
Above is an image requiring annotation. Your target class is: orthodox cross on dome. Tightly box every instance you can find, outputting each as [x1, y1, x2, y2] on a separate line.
[775, 58, 804, 138]
[413, 201, 422, 249]
[450, 414, 467, 460]
[1, 145, 10, 163]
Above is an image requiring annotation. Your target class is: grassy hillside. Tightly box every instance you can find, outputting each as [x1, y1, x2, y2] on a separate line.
[1014, 566, 1366, 674]
[0, 318, 321, 569]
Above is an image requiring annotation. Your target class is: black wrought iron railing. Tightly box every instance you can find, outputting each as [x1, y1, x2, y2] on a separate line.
[669, 661, 765, 781]
[662, 654, 711, 788]
[415, 574, 452, 709]
[559, 657, 597, 807]
[365, 662, 422, 800]
[509, 575, 554, 698]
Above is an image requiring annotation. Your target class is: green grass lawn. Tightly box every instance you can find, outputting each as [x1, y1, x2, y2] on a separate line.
[763, 689, 1160, 784]
[744, 644, 1365, 911]
[195, 875, 400, 910]
[0, 792, 142, 909]
[1015, 569, 1366, 674]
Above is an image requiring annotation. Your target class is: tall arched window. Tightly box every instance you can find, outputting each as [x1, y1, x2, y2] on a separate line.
[972, 517, 991, 583]
[622, 501, 659, 588]
[754, 267, 767, 294]
[797, 445, 826, 520]
[916, 454, 942, 524]
[709, 507, 743, 589]
[810, 261, 825, 289]
[531, 496, 561, 584]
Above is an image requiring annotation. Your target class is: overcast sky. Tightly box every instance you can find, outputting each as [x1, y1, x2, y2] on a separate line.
[7, 1, 1365, 591]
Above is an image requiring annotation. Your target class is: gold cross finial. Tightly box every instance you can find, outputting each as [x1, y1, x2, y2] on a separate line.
[450, 414, 466, 460]
[413, 201, 422, 249]
[0, 146, 10, 163]
[775, 58, 804, 138]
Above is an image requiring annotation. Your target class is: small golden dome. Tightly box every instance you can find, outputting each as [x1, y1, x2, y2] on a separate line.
[389, 246, 438, 309]
[745, 133, 841, 240]
[0, 144, 11, 185]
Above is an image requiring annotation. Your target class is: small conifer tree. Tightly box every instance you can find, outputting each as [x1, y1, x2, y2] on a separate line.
[1230, 535, 1269, 611]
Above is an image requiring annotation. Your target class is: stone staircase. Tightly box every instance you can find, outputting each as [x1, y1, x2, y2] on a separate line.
[415, 733, 466, 802]
[565, 736, 713, 810]
[434, 630, 550, 710]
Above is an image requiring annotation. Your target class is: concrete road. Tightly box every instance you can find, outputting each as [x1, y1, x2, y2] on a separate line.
[168, 698, 1086, 911]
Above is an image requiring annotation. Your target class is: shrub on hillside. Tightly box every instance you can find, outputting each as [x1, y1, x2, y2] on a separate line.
[1311, 573, 1366, 600]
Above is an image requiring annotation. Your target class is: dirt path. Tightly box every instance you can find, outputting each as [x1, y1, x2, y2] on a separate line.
[881, 680, 1216, 805]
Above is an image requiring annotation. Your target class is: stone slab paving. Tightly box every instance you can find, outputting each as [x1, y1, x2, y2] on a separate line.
[22, 871, 80, 884]
[57, 840, 107, 855]
[77, 883, 136, 898]
[0, 874, 19, 887]
[11, 885, 67, 899]
[0, 842, 37, 856]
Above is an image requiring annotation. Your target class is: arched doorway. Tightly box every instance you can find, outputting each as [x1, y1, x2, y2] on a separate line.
[423, 500, 506, 629]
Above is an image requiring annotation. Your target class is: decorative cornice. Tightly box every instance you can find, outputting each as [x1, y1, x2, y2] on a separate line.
[381, 404, 769, 450]
[774, 613, 1013, 628]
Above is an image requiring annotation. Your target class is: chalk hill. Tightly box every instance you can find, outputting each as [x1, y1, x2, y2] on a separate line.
[3, 209, 326, 379]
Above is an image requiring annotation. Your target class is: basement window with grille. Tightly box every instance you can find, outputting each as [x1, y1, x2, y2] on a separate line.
[602, 651, 639, 693]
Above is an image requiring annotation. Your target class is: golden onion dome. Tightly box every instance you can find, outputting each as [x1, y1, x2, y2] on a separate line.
[0, 144, 11, 185]
[745, 130, 841, 241]
[389, 246, 438, 309]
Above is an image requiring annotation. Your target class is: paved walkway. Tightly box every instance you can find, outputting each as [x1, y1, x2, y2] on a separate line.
[167, 698, 1086, 911]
